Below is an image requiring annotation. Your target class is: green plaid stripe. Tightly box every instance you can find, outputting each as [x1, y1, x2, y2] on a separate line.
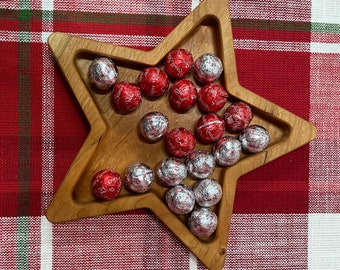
[53, 10, 184, 26]
[17, 0, 32, 268]
[18, 0, 31, 217]
[1, 9, 319, 33]
[0, 9, 184, 27]
[312, 22, 340, 34]
[42, 10, 53, 22]
[7, 9, 338, 36]
[232, 18, 311, 32]
[17, 216, 29, 269]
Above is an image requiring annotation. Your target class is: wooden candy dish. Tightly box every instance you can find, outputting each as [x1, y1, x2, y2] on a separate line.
[46, 0, 317, 269]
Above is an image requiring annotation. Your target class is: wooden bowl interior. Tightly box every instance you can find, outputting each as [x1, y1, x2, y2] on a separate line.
[70, 18, 289, 235]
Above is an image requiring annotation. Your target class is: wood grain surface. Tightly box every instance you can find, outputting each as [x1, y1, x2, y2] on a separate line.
[46, 0, 317, 269]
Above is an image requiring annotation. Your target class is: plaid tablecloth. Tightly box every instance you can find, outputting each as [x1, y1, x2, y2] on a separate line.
[1, 0, 339, 269]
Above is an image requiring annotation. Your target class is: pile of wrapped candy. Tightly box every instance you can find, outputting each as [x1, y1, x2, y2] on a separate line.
[89, 48, 270, 238]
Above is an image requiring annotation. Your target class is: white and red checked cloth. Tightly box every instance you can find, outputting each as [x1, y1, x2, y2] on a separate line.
[0, 0, 339, 269]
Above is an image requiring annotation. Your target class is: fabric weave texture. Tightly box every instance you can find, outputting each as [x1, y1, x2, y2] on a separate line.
[0, 0, 339, 269]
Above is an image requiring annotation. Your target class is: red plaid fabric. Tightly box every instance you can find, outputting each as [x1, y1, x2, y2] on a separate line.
[1, 0, 339, 269]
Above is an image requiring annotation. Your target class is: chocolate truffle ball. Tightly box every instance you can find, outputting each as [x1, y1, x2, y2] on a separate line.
[193, 178, 222, 207]
[165, 127, 196, 158]
[223, 101, 253, 133]
[111, 81, 142, 113]
[186, 150, 216, 179]
[124, 162, 154, 193]
[213, 136, 242, 166]
[188, 207, 218, 238]
[169, 79, 198, 113]
[88, 57, 119, 94]
[92, 169, 122, 200]
[195, 113, 225, 144]
[138, 67, 169, 98]
[139, 111, 169, 142]
[239, 125, 270, 153]
[197, 82, 228, 113]
[164, 49, 194, 79]
[194, 53, 223, 83]
[165, 185, 195, 215]
[156, 157, 187, 187]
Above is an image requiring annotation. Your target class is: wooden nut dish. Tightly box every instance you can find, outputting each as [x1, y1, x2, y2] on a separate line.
[46, 0, 317, 269]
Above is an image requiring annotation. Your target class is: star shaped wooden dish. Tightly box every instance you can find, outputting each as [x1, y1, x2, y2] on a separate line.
[46, 0, 317, 269]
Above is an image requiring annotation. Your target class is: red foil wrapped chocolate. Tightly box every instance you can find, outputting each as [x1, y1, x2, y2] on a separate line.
[165, 185, 195, 215]
[213, 136, 242, 166]
[223, 101, 253, 133]
[88, 57, 119, 94]
[139, 111, 169, 142]
[188, 207, 218, 238]
[92, 169, 122, 200]
[164, 49, 194, 79]
[193, 178, 222, 207]
[197, 82, 228, 113]
[169, 79, 198, 113]
[138, 67, 169, 98]
[195, 113, 225, 144]
[111, 81, 142, 113]
[156, 157, 187, 187]
[239, 124, 270, 153]
[165, 127, 196, 158]
[186, 150, 216, 179]
[194, 53, 223, 83]
[124, 162, 155, 193]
